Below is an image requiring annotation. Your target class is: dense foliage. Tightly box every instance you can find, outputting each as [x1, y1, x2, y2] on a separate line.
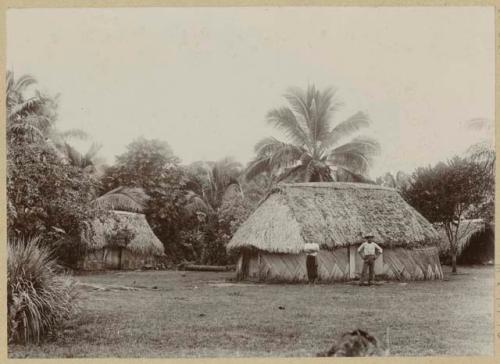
[402, 156, 491, 272]
[7, 140, 100, 246]
[8, 70, 493, 271]
[99, 138, 194, 262]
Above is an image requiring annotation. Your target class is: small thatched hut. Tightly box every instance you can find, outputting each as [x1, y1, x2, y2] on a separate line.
[79, 211, 164, 270]
[227, 183, 443, 282]
[436, 219, 494, 265]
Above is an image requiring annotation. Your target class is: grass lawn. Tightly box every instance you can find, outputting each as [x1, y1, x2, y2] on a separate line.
[9, 265, 494, 358]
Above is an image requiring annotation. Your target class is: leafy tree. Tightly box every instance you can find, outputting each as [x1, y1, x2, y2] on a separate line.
[100, 138, 190, 261]
[6, 71, 102, 266]
[402, 156, 488, 273]
[245, 85, 380, 183]
[375, 171, 411, 190]
[7, 140, 100, 255]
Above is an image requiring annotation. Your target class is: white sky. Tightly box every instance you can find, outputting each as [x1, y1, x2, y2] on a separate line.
[6, 7, 495, 178]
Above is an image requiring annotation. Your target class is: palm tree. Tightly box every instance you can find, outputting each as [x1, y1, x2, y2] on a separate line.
[60, 142, 105, 174]
[92, 186, 149, 213]
[6, 71, 103, 169]
[245, 85, 380, 183]
[6, 71, 56, 141]
[184, 158, 244, 218]
[376, 171, 411, 190]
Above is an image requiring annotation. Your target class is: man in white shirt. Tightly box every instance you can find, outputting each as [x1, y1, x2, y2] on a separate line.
[357, 233, 383, 286]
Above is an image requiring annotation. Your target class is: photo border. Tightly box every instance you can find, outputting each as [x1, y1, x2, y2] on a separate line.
[0, 1, 498, 363]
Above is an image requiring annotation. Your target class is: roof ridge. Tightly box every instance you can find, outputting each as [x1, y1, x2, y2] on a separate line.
[278, 182, 397, 192]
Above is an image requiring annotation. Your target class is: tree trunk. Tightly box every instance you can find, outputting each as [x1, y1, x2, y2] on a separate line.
[451, 250, 457, 273]
[444, 222, 459, 274]
[119, 248, 123, 270]
[450, 240, 457, 274]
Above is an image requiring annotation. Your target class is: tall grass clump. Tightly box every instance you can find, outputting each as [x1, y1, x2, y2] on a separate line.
[7, 236, 78, 344]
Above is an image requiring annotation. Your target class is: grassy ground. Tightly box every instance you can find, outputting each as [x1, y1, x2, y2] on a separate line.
[9, 266, 494, 358]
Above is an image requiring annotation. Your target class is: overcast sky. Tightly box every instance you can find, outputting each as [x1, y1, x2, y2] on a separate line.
[7, 7, 495, 178]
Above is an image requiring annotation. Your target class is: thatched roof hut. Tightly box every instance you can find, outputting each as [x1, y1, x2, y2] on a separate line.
[227, 183, 443, 282]
[83, 210, 164, 255]
[436, 219, 494, 265]
[228, 182, 440, 253]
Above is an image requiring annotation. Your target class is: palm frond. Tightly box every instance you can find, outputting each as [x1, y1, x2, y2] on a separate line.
[329, 137, 381, 158]
[283, 87, 310, 128]
[266, 107, 309, 146]
[7, 123, 45, 141]
[328, 137, 380, 175]
[184, 190, 215, 216]
[334, 166, 375, 183]
[321, 111, 371, 150]
[328, 151, 370, 175]
[62, 143, 82, 167]
[93, 187, 150, 212]
[84, 142, 103, 161]
[269, 143, 304, 171]
[308, 87, 339, 143]
[254, 137, 285, 156]
[244, 156, 272, 181]
[463, 118, 493, 132]
[276, 164, 307, 182]
[13, 74, 37, 94]
[7, 97, 44, 121]
[58, 129, 89, 140]
[6, 71, 15, 98]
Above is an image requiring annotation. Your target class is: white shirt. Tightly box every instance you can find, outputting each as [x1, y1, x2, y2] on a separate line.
[358, 242, 383, 256]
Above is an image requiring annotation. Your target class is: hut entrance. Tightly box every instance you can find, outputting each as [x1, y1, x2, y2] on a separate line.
[237, 249, 261, 280]
[103, 247, 123, 270]
[306, 254, 318, 282]
[239, 250, 251, 279]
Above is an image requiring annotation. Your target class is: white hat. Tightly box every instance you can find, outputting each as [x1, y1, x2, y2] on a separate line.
[304, 243, 319, 253]
[363, 232, 375, 239]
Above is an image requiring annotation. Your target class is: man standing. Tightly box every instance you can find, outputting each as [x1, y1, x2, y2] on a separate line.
[358, 233, 383, 286]
[304, 243, 319, 284]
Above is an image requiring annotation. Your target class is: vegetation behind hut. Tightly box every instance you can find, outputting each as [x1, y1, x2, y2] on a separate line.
[402, 156, 493, 273]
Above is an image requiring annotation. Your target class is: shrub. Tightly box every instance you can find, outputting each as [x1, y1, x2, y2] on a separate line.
[7, 236, 78, 344]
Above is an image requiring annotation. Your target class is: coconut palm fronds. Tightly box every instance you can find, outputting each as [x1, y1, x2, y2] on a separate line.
[93, 187, 150, 213]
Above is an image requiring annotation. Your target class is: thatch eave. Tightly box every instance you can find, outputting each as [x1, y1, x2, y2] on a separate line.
[82, 211, 164, 256]
[227, 182, 440, 254]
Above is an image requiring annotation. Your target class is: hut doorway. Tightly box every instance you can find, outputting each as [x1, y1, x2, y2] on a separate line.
[239, 250, 251, 279]
[103, 247, 122, 270]
[306, 254, 318, 282]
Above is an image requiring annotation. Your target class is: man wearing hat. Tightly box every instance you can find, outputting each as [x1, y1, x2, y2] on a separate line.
[357, 233, 383, 286]
[304, 243, 319, 284]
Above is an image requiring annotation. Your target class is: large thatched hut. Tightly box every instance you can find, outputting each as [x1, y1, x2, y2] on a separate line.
[436, 219, 494, 265]
[79, 211, 164, 270]
[227, 183, 443, 282]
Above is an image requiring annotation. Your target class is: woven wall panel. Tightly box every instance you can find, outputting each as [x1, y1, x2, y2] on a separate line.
[236, 246, 443, 282]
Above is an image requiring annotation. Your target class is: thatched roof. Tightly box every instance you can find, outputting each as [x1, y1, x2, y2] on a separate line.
[227, 182, 440, 254]
[435, 219, 489, 255]
[82, 211, 164, 256]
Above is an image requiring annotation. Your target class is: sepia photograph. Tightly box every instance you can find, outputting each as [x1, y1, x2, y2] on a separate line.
[4, 4, 496, 359]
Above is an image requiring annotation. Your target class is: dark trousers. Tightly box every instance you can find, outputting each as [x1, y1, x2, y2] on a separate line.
[306, 255, 318, 282]
[360, 255, 376, 284]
